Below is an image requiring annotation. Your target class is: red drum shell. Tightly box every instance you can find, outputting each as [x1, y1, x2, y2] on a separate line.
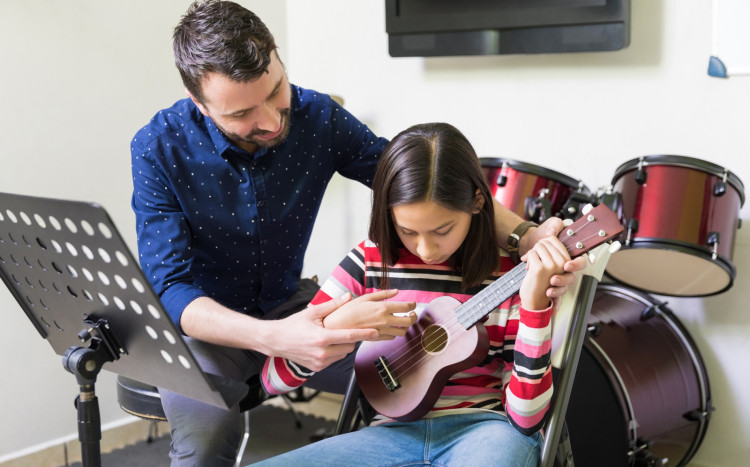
[565, 284, 711, 467]
[607, 155, 744, 297]
[480, 157, 589, 221]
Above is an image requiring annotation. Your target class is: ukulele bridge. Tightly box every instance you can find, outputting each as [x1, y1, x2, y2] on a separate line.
[374, 356, 400, 392]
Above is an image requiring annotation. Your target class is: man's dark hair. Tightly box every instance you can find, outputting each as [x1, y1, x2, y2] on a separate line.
[173, 0, 278, 103]
[368, 122, 499, 291]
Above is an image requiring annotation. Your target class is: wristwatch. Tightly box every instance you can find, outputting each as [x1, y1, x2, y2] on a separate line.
[507, 221, 538, 263]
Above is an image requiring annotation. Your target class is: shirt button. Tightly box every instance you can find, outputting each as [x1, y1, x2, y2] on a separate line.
[257, 200, 264, 207]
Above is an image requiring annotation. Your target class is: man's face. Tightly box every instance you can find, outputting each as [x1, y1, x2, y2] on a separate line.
[191, 52, 292, 153]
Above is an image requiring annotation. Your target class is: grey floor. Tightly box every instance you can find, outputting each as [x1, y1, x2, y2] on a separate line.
[64, 404, 337, 467]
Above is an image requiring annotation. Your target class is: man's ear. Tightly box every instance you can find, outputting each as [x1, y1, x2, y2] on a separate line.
[472, 190, 486, 214]
[186, 88, 209, 117]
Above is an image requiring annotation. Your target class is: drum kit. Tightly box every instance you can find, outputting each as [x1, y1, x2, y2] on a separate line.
[481, 155, 745, 467]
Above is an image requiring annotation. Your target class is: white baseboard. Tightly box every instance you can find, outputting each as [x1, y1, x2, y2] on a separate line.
[0, 417, 169, 467]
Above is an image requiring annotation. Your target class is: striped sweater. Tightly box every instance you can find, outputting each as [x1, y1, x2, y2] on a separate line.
[261, 239, 554, 435]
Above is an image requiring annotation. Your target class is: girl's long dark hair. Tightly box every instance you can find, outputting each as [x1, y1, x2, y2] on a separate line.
[368, 122, 498, 290]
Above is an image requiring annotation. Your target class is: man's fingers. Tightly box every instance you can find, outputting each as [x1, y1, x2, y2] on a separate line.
[306, 293, 352, 319]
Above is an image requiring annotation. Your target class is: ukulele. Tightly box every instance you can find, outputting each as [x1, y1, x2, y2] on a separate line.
[354, 203, 623, 421]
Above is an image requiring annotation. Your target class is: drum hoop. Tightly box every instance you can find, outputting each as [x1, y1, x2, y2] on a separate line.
[650, 304, 713, 464]
[593, 284, 713, 465]
[607, 238, 736, 297]
[584, 337, 640, 444]
[479, 157, 589, 193]
[611, 155, 745, 205]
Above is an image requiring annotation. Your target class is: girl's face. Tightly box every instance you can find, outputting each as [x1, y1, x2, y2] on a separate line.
[391, 200, 475, 265]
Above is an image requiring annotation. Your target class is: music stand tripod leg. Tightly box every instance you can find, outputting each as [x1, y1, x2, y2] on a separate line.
[62, 318, 125, 467]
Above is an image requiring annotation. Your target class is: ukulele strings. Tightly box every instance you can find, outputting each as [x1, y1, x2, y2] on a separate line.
[384, 272, 521, 378]
[380, 221, 602, 381]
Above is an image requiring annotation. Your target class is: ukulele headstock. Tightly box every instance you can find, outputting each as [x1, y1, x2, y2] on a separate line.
[558, 204, 623, 259]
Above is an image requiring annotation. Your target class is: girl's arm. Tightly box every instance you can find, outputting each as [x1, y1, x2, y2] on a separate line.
[504, 236, 569, 434]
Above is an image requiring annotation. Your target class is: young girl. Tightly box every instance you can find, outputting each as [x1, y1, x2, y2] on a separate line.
[256, 122, 570, 466]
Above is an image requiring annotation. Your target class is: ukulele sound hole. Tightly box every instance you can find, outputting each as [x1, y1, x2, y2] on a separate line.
[421, 324, 448, 354]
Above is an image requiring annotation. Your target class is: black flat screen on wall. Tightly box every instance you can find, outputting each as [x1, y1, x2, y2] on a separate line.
[385, 0, 630, 57]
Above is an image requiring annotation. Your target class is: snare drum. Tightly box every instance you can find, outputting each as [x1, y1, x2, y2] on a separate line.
[565, 284, 712, 467]
[480, 158, 590, 222]
[606, 155, 744, 296]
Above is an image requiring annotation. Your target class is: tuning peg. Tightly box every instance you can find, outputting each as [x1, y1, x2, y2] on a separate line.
[609, 241, 622, 254]
[587, 252, 597, 264]
[562, 218, 574, 227]
[581, 203, 593, 215]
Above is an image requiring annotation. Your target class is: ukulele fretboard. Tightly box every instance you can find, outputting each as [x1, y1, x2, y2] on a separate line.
[456, 263, 528, 329]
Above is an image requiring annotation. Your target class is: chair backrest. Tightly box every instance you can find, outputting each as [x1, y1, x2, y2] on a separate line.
[541, 242, 617, 467]
[550, 242, 615, 368]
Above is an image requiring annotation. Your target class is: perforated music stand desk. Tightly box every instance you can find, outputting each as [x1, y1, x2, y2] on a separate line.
[0, 192, 234, 467]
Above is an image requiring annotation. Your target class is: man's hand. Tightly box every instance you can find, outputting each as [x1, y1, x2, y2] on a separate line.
[265, 294, 383, 372]
[520, 217, 588, 304]
[323, 289, 417, 340]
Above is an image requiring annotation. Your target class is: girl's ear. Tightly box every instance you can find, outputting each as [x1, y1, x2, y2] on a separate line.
[472, 190, 485, 214]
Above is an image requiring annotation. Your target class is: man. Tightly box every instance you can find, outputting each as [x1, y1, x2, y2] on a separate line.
[130, 1, 584, 465]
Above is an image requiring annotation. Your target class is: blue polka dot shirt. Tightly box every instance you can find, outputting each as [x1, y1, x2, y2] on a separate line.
[130, 85, 387, 332]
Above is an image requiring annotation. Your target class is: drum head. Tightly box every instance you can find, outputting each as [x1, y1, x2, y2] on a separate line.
[606, 243, 734, 296]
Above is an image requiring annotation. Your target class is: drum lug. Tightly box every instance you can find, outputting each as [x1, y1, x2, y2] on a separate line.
[713, 180, 727, 197]
[707, 231, 720, 260]
[497, 161, 509, 187]
[684, 402, 715, 422]
[713, 170, 729, 197]
[624, 219, 639, 246]
[586, 323, 602, 338]
[635, 168, 647, 185]
[635, 158, 647, 185]
[640, 301, 665, 321]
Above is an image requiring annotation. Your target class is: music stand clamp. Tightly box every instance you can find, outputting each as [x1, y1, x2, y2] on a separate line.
[0, 192, 235, 467]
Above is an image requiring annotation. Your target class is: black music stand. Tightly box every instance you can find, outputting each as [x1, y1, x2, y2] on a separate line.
[0, 192, 239, 467]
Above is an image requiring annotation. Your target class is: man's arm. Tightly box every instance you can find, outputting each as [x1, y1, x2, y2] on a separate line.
[180, 290, 415, 372]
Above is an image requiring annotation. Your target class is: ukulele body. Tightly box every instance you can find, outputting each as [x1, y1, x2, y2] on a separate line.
[354, 296, 490, 421]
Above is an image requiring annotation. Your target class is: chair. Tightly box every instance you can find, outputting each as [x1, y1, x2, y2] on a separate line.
[334, 242, 617, 467]
[117, 374, 319, 467]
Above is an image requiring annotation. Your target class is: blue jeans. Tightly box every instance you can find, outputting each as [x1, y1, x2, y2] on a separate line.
[252, 412, 543, 467]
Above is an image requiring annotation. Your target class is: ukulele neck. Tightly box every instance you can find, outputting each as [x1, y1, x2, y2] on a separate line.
[456, 262, 528, 329]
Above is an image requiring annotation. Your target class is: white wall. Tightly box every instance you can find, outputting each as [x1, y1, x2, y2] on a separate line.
[295, 1, 750, 466]
[0, 0, 748, 465]
[0, 0, 285, 462]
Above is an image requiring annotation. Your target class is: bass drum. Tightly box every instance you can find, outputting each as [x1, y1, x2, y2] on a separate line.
[480, 157, 590, 223]
[606, 155, 744, 296]
[565, 284, 713, 467]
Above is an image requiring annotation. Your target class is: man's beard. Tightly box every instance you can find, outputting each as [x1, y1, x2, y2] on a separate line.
[219, 108, 292, 150]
